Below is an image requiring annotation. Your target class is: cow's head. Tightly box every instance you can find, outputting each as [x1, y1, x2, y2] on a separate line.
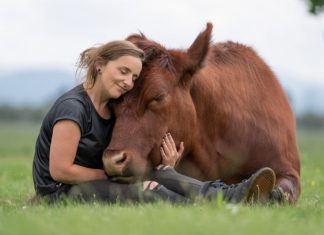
[103, 23, 213, 182]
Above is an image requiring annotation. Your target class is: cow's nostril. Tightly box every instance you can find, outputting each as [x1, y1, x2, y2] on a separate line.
[110, 151, 128, 166]
[103, 150, 132, 177]
[115, 153, 127, 165]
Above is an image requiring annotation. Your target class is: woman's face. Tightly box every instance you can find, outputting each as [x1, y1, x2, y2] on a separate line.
[98, 55, 142, 99]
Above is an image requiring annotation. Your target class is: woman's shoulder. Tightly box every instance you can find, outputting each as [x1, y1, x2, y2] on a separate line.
[53, 84, 89, 108]
[46, 84, 92, 119]
[56, 83, 85, 100]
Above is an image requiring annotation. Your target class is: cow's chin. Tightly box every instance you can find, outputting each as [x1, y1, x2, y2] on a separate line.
[148, 146, 163, 168]
[109, 175, 141, 184]
[108, 168, 152, 184]
[106, 160, 153, 184]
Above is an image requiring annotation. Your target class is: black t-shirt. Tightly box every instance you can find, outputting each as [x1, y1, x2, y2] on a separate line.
[32, 84, 115, 196]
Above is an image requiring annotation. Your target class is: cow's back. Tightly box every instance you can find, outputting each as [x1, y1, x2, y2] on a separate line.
[187, 41, 300, 202]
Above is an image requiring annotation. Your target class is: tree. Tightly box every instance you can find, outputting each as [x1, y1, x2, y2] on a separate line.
[306, 0, 324, 14]
[297, 111, 324, 129]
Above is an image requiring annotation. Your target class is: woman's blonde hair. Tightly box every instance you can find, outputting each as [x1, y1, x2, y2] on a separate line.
[77, 40, 144, 89]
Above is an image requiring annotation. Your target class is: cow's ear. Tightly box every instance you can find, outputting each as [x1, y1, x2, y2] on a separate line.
[176, 23, 213, 87]
[126, 32, 147, 44]
[187, 22, 212, 68]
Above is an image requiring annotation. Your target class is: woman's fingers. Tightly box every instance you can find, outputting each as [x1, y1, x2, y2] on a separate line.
[160, 146, 166, 158]
[160, 133, 185, 167]
[164, 134, 175, 152]
[162, 139, 171, 155]
[178, 141, 184, 156]
[174, 141, 184, 166]
[161, 143, 173, 166]
[167, 133, 177, 151]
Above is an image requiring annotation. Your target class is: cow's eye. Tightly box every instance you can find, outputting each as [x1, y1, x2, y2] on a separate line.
[147, 94, 167, 110]
[153, 94, 165, 102]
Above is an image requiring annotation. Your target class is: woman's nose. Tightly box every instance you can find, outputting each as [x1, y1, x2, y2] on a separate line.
[124, 76, 134, 90]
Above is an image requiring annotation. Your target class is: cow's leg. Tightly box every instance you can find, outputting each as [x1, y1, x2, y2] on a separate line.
[270, 173, 301, 204]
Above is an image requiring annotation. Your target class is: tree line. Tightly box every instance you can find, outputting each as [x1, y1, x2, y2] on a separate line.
[0, 104, 323, 130]
[0, 105, 50, 123]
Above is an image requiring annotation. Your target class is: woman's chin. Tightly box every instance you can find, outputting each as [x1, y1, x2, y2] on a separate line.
[110, 91, 124, 99]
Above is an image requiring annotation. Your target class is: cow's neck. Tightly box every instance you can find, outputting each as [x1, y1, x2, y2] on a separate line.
[184, 71, 226, 179]
[190, 71, 224, 138]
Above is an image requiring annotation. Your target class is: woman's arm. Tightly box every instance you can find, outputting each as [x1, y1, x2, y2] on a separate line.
[49, 120, 107, 184]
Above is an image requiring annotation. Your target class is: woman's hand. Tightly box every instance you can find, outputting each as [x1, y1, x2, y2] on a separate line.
[160, 133, 184, 167]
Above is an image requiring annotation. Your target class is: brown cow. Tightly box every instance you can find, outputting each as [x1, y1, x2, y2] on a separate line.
[102, 23, 301, 203]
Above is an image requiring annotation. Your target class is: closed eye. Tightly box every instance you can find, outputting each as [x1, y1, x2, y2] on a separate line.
[119, 67, 129, 75]
[119, 67, 139, 82]
[145, 92, 169, 111]
[153, 94, 165, 102]
[148, 94, 167, 107]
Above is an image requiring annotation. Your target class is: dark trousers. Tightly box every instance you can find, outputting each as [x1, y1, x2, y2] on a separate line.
[66, 179, 187, 204]
[44, 168, 207, 204]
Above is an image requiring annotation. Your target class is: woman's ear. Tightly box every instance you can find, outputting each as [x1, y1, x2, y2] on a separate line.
[95, 59, 105, 73]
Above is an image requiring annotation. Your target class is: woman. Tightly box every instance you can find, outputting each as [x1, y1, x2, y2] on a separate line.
[32, 40, 275, 204]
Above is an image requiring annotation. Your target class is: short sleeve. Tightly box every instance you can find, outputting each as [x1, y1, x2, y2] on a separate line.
[50, 98, 88, 136]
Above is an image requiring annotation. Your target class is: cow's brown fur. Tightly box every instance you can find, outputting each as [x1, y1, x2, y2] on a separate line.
[103, 23, 301, 203]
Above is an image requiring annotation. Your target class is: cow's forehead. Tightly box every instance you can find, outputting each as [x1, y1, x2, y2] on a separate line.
[115, 66, 176, 113]
[135, 68, 174, 97]
[117, 38, 180, 106]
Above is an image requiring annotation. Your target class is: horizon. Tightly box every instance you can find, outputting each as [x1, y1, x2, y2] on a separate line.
[0, 67, 323, 116]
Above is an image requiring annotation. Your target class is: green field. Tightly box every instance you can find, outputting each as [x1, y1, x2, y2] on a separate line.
[0, 122, 323, 235]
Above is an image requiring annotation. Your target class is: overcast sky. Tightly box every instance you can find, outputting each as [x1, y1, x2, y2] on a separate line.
[0, 0, 323, 86]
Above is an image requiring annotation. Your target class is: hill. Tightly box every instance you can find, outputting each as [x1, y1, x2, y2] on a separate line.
[0, 69, 77, 107]
[0, 68, 323, 115]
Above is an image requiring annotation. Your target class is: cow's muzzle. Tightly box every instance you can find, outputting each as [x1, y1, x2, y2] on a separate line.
[103, 148, 153, 183]
[103, 150, 130, 176]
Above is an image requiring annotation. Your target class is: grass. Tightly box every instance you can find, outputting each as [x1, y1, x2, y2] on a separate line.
[0, 121, 323, 235]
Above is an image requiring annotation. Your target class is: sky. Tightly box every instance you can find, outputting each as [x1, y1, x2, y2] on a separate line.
[0, 0, 323, 110]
